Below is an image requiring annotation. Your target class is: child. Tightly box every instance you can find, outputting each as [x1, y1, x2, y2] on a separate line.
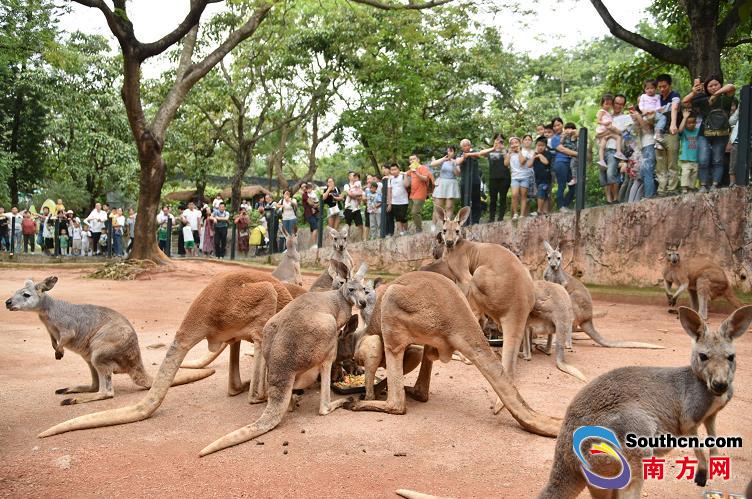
[59, 229, 70, 256]
[81, 223, 91, 256]
[596, 93, 627, 168]
[158, 222, 169, 252]
[71, 220, 82, 256]
[366, 181, 382, 238]
[99, 228, 108, 254]
[678, 107, 700, 193]
[532, 137, 552, 215]
[638, 79, 669, 148]
[182, 223, 195, 256]
[562, 123, 578, 186]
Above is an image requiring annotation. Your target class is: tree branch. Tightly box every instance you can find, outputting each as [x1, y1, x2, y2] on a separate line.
[723, 37, 752, 48]
[716, 0, 747, 46]
[589, 0, 688, 66]
[349, 0, 454, 10]
[136, 1, 214, 61]
[72, 0, 132, 48]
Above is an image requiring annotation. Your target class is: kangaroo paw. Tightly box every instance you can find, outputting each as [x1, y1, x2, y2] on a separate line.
[228, 381, 250, 397]
[404, 386, 429, 402]
[694, 468, 707, 487]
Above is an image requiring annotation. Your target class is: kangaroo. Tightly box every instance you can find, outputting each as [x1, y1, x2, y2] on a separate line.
[434, 206, 536, 386]
[38, 269, 293, 438]
[5, 277, 214, 405]
[309, 226, 354, 292]
[346, 271, 561, 438]
[271, 226, 303, 286]
[198, 260, 369, 457]
[662, 241, 743, 320]
[538, 305, 752, 498]
[543, 241, 662, 350]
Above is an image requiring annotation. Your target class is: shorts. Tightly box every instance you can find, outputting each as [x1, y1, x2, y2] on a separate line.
[344, 208, 363, 226]
[305, 214, 318, 230]
[536, 183, 550, 199]
[391, 204, 408, 223]
[511, 177, 532, 189]
[185, 240, 195, 249]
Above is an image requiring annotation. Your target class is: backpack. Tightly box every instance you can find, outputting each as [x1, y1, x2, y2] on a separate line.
[703, 107, 730, 137]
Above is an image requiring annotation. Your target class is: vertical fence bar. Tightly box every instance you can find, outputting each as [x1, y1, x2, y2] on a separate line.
[10, 217, 16, 255]
[380, 177, 388, 237]
[230, 222, 237, 260]
[317, 199, 324, 248]
[54, 219, 60, 256]
[106, 218, 113, 258]
[575, 127, 589, 212]
[270, 210, 279, 253]
[735, 84, 751, 186]
[166, 217, 173, 258]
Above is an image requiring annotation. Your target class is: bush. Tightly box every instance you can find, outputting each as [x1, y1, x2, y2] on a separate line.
[31, 180, 91, 214]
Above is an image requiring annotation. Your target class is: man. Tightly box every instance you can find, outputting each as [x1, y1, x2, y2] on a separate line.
[655, 74, 682, 195]
[212, 202, 230, 259]
[602, 95, 630, 203]
[386, 163, 409, 236]
[7, 207, 23, 253]
[380, 164, 394, 236]
[343, 172, 364, 241]
[458, 139, 482, 225]
[156, 205, 174, 225]
[550, 118, 577, 211]
[405, 154, 433, 233]
[0, 206, 8, 251]
[181, 201, 202, 251]
[85, 202, 107, 255]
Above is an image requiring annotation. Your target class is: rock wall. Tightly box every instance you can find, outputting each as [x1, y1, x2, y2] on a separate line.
[300, 187, 752, 292]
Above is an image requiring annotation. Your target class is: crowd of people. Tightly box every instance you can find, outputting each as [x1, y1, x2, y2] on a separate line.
[1, 73, 746, 258]
[0, 200, 136, 256]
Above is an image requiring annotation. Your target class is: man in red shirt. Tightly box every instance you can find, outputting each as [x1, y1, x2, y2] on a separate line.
[21, 211, 37, 253]
[406, 154, 433, 233]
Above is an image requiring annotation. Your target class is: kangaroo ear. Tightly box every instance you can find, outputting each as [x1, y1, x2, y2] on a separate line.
[456, 206, 471, 226]
[331, 260, 350, 282]
[280, 225, 289, 238]
[719, 305, 752, 341]
[326, 227, 338, 239]
[372, 277, 384, 289]
[434, 205, 446, 222]
[543, 240, 554, 254]
[339, 225, 349, 238]
[35, 276, 58, 293]
[679, 306, 705, 341]
[354, 262, 368, 281]
[435, 231, 444, 244]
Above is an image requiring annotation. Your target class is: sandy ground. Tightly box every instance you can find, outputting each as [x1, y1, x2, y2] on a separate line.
[0, 260, 750, 498]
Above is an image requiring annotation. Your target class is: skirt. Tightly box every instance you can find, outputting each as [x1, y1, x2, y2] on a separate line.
[433, 177, 460, 199]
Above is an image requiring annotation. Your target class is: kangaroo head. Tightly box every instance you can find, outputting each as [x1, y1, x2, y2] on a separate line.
[360, 278, 380, 325]
[336, 314, 361, 375]
[543, 240, 562, 271]
[331, 260, 369, 309]
[435, 205, 470, 249]
[665, 241, 681, 265]
[431, 231, 445, 260]
[281, 226, 299, 260]
[679, 305, 752, 396]
[327, 226, 349, 252]
[6, 276, 58, 311]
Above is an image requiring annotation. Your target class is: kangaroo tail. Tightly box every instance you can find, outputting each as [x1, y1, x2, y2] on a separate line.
[181, 343, 227, 368]
[554, 319, 587, 382]
[463, 345, 561, 437]
[581, 320, 664, 349]
[396, 490, 448, 499]
[39, 339, 191, 438]
[199, 375, 294, 457]
[171, 368, 215, 386]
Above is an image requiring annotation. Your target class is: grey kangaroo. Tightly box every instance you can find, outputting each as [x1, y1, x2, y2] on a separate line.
[538, 305, 752, 498]
[5, 277, 213, 405]
[309, 226, 354, 292]
[543, 241, 662, 350]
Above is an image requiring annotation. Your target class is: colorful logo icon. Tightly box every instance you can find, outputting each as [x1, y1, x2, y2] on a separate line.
[573, 426, 631, 489]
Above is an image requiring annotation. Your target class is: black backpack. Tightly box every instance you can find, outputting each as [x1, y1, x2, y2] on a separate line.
[703, 108, 730, 137]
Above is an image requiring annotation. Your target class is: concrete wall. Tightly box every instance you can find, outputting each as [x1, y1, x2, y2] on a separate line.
[300, 187, 752, 292]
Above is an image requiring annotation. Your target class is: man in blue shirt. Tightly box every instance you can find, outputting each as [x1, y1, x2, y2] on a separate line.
[550, 118, 578, 211]
[655, 74, 682, 195]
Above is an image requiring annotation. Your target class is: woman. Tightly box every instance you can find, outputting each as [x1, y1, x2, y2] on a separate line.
[505, 137, 533, 219]
[201, 205, 214, 257]
[682, 74, 736, 192]
[234, 208, 250, 257]
[429, 146, 465, 224]
[521, 134, 536, 199]
[112, 208, 125, 256]
[322, 177, 343, 229]
[549, 117, 578, 211]
[278, 190, 298, 235]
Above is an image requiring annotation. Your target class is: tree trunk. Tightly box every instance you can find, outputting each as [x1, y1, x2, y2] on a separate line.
[9, 88, 24, 206]
[129, 136, 168, 263]
[196, 178, 206, 205]
[688, 32, 723, 81]
[231, 146, 251, 212]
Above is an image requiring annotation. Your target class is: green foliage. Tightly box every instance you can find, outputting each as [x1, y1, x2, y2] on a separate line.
[31, 179, 90, 214]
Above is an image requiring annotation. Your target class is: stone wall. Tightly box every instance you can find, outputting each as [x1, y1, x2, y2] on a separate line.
[300, 187, 752, 292]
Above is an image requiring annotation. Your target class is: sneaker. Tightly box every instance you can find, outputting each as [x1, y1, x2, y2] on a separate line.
[597, 159, 607, 168]
[682, 188, 689, 194]
[567, 178, 577, 186]
[529, 211, 538, 217]
[559, 206, 571, 213]
[698, 185, 708, 193]
[710, 183, 718, 191]
[654, 141, 664, 150]
[614, 151, 628, 160]
[512, 213, 519, 221]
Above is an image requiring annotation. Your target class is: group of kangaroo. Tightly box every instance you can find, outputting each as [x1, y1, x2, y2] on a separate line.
[5, 211, 750, 497]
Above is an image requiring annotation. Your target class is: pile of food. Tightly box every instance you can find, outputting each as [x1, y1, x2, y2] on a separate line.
[334, 374, 367, 388]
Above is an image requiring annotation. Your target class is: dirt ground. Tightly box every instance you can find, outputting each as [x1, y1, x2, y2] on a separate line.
[0, 260, 750, 498]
